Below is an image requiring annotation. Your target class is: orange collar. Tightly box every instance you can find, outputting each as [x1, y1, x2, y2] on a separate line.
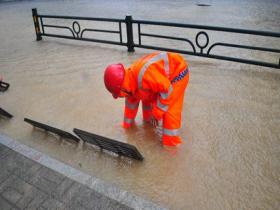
[121, 69, 134, 93]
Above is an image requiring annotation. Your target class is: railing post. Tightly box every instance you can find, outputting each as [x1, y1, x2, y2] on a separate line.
[32, 8, 42, 41]
[125, 15, 135, 52]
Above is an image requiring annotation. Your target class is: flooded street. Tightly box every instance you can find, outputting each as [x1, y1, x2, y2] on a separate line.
[0, 0, 280, 209]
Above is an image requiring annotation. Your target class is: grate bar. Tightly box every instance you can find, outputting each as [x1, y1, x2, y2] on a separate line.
[73, 128, 144, 161]
[0, 107, 13, 119]
[24, 118, 80, 143]
[0, 81, 10, 92]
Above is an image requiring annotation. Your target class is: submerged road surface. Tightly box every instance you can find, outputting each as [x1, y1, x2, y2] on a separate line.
[0, 0, 279, 209]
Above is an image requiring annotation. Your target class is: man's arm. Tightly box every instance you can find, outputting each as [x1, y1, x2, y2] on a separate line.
[123, 97, 140, 128]
[143, 67, 173, 121]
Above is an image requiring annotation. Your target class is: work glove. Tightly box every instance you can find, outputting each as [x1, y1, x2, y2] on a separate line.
[150, 116, 159, 127]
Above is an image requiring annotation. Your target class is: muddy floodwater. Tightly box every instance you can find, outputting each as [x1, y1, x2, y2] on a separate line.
[0, 0, 280, 209]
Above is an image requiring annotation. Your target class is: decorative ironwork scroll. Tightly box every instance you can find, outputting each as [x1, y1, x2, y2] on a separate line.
[32, 8, 280, 69]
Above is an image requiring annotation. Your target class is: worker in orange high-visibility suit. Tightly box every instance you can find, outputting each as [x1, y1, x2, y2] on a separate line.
[104, 52, 190, 146]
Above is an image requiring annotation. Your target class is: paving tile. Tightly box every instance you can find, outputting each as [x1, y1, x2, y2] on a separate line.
[0, 144, 12, 158]
[64, 202, 89, 210]
[0, 143, 154, 210]
[40, 198, 65, 210]
[30, 166, 65, 185]
[0, 152, 42, 183]
[28, 167, 65, 194]
[20, 191, 47, 210]
[37, 207, 47, 210]
[2, 187, 23, 204]
[59, 182, 81, 204]
[0, 174, 47, 209]
[0, 175, 24, 198]
[0, 170, 12, 186]
[63, 182, 132, 210]
[0, 196, 14, 210]
[51, 177, 75, 201]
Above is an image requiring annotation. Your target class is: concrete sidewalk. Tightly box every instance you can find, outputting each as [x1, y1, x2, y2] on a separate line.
[0, 134, 166, 210]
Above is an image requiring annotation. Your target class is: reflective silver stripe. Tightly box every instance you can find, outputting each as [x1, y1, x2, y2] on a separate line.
[156, 99, 168, 112]
[138, 52, 170, 89]
[160, 85, 173, 100]
[142, 104, 152, 111]
[164, 53, 170, 77]
[163, 128, 179, 136]
[124, 117, 134, 124]
[125, 99, 139, 110]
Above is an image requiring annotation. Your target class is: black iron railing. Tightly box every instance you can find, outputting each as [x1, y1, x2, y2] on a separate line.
[32, 8, 280, 69]
[32, 8, 126, 47]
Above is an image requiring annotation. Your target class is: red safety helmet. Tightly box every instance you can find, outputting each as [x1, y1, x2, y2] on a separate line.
[104, 63, 125, 99]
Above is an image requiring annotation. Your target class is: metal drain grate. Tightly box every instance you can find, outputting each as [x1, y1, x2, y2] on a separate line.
[0, 107, 13, 118]
[73, 128, 144, 161]
[24, 118, 80, 143]
[0, 81, 10, 92]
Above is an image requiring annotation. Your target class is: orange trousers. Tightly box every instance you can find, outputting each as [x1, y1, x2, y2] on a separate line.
[162, 73, 189, 146]
[123, 72, 189, 146]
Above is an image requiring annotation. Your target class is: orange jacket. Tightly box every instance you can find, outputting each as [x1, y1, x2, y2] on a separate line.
[122, 52, 188, 126]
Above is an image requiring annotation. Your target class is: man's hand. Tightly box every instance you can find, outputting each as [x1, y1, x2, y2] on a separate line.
[150, 116, 159, 127]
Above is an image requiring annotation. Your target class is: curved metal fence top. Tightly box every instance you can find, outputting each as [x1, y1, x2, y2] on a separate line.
[32, 8, 280, 69]
[38, 14, 125, 23]
[132, 19, 280, 38]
